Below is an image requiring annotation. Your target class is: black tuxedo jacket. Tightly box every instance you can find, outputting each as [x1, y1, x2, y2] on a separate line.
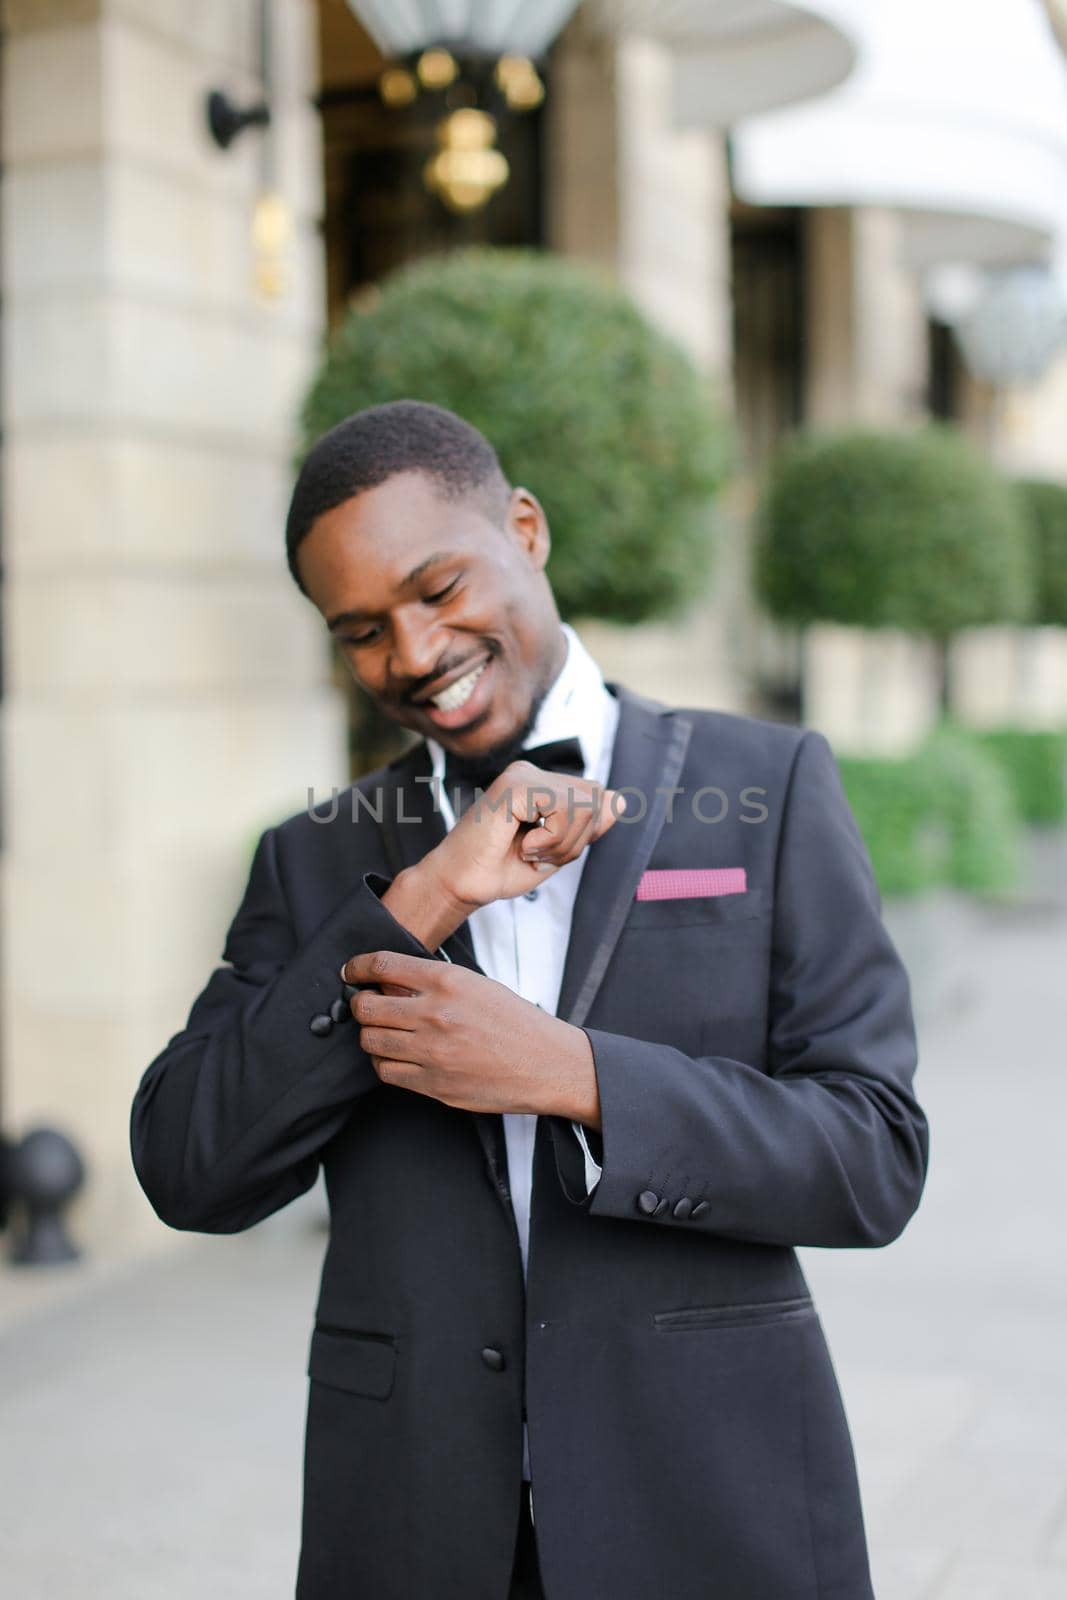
[130, 683, 927, 1599]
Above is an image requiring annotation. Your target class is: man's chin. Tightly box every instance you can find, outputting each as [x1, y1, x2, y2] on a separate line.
[437, 705, 538, 771]
[474, 719, 544, 771]
[437, 727, 521, 771]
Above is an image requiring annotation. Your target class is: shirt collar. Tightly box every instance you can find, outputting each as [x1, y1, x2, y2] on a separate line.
[521, 621, 608, 774]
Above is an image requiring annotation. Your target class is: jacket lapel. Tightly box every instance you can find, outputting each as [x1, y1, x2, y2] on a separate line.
[555, 682, 693, 1028]
[371, 682, 692, 1216]
[376, 741, 508, 1206]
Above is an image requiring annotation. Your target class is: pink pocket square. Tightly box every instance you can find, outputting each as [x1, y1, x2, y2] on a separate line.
[635, 868, 747, 902]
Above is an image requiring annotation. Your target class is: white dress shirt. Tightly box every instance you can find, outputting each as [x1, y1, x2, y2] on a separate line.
[425, 622, 619, 1485]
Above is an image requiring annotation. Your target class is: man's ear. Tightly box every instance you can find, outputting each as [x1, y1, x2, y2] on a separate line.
[507, 487, 551, 571]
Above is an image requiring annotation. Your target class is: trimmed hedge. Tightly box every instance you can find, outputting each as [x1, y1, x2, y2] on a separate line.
[924, 725, 1024, 894]
[837, 723, 1023, 899]
[299, 247, 732, 625]
[756, 426, 1033, 634]
[835, 752, 942, 897]
[967, 727, 1067, 825]
[1014, 477, 1067, 627]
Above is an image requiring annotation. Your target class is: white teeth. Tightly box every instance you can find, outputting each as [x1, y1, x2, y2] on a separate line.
[432, 659, 487, 712]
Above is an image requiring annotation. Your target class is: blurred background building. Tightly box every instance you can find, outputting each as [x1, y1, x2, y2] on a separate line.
[1, 0, 1066, 1258]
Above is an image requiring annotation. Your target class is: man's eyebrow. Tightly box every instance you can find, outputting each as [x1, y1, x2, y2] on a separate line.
[325, 551, 458, 631]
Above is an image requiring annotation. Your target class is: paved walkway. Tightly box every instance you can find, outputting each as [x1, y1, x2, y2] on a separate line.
[812, 893, 1067, 1599]
[1, 896, 1066, 1598]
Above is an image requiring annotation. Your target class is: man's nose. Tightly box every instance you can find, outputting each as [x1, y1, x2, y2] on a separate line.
[388, 611, 447, 686]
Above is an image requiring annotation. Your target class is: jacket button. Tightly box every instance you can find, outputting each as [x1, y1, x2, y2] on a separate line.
[691, 1200, 710, 1220]
[309, 1014, 333, 1037]
[481, 1345, 506, 1372]
[637, 1190, 660, 1215]
[329, 996, 349, 1024]
[672, 1197, 693, 1220]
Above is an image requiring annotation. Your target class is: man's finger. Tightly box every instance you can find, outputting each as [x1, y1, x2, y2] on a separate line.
[350, 990, 418, 1028]
[360, 1026, 423, 1060]
[343, 950, 439, 989]
[521, 786, 621, 860]
[592, 788, 625, 840]
[370, 1056, 425, 1090]
[513, 780, 562, 825]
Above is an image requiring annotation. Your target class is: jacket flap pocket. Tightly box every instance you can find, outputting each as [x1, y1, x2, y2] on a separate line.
[653, 1295, 814, 1333]
[308, 1326, 396, 1399]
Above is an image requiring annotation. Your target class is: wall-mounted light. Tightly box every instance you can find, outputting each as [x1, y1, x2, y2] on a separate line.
[203, 0, 292, 303]
[205, 87, 270, 151]
[251, 191, 295, 301]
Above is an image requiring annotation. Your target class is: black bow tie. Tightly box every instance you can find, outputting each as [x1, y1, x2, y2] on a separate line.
[443, 735, 586, 816]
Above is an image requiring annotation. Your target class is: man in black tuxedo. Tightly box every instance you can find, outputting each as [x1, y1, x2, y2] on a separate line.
[131, 400, 928, 1599]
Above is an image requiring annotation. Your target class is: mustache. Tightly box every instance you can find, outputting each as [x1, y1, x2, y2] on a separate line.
[402, 646, 497, 706]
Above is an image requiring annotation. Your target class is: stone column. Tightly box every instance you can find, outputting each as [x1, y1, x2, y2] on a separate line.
[949, 307, 1067, 730]
[802, 625, 941, 756]
[805, 206, 929, 428]
[1, 0, 346, 1251]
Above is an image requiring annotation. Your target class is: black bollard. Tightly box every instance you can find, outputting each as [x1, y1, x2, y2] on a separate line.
[5, 1127, 86, 1266]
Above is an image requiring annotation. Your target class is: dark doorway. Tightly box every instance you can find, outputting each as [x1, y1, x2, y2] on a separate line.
[317, 2, 547, 325]
[729, 196, 807, 722]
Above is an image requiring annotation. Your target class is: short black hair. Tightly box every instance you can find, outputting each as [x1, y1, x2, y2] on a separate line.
[285, 400, 512, 592]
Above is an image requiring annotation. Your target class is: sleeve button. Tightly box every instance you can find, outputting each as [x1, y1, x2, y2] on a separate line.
[691, 1200, 710, 1220]
[637, 1190, 660, 1215]
[672, 1197, 693, 1220]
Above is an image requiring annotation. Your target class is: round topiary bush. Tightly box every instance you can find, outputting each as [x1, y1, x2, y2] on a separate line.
[1014, 477, 1067, 627]
[298, 248, 731, 625]
[755, 425, 1033, 636]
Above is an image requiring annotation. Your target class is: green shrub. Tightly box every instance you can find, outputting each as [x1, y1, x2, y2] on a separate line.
[922, 724, 1023, 894]
[1014, 477, 1067, 626]
[965, 726, 1067, 825]
[299, 248, 732, 625]
[756, 426, 1033, 634]
[837, 723, 1024, 899]
[835, 752, 943, 897]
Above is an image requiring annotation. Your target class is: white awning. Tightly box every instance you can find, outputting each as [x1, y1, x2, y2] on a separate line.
[728, 0, 1067, 268]
[345, 0, 585, 59]
[595, 1, 858, 121]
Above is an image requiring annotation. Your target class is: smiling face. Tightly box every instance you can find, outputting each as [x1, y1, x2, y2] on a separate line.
[295, 469, 567, 763]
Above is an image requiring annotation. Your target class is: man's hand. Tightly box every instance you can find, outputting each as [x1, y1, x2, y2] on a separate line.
[383, 759, 622, 950]
[338, 950, 602, 1129]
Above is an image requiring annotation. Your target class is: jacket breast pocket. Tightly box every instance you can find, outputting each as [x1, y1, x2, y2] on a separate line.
[625, 885, 768, 931]
[307, 1324, 397, 1400]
